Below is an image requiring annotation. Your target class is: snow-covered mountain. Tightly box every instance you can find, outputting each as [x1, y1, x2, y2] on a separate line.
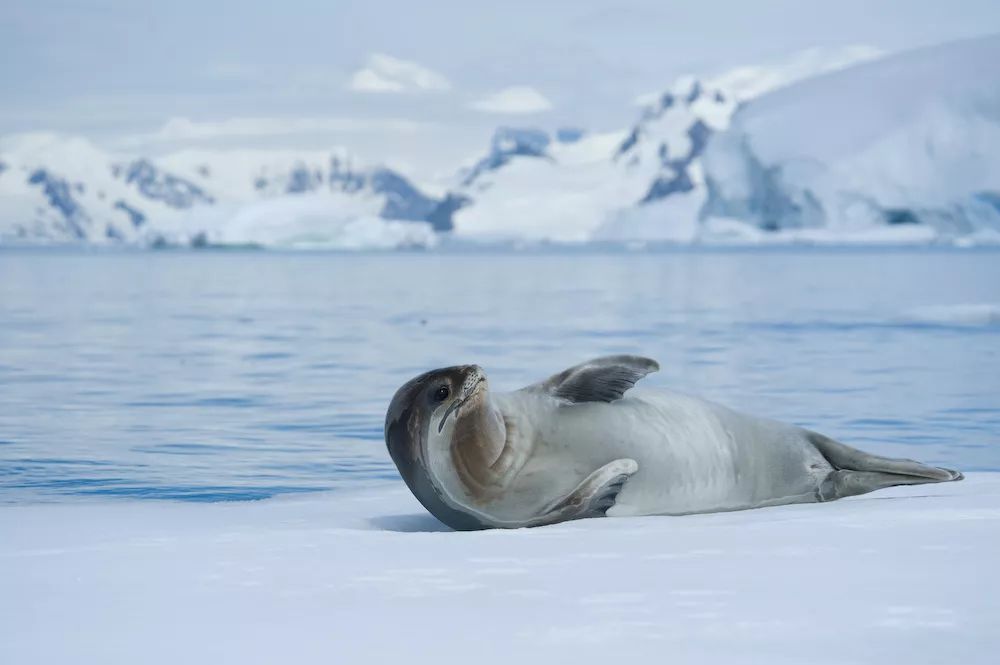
[442, 45, 886, 244]
[427, 75, 740, 243]
[0, 135, 442, 248]
[3, 38, 999, 248]
[700, 34, 1000, 244]
[440, 125, 645, 242]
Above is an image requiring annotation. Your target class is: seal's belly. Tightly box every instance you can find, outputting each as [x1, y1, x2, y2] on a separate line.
[526, 390, 830, 516]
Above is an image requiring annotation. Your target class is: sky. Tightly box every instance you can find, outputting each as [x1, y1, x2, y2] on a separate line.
[2, 0, 1000, 182]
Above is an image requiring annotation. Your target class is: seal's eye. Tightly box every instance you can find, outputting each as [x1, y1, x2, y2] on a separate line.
[433, 385, 450, 402]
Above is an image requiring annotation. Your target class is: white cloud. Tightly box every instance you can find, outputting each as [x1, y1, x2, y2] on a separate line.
[348, 53, 451, 93]
[468, 86, 553, 114]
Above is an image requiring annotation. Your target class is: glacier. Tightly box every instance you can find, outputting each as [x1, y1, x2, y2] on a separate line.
[700, 34, 1000, 243]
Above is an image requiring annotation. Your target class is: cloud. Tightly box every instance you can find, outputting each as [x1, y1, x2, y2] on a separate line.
[115, 115, 434, 149]
[348, 53, 451, 93]
[468, 86, 553, 114]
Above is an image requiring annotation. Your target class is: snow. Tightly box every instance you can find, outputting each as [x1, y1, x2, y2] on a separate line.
[190, 195, 437, 249]
[452, 130, 646, 242]
[632, 46, 881, 110]
[3, 474, 998, 665]
[702, 34, 1000, 237]
[705, 44, 883, 102]
[449, 45, 901, 245]
[157, 147, 352, 200]
[593, 192, 704, 244]
[0, 137, 438, 249]
[0, 133, 216, 244]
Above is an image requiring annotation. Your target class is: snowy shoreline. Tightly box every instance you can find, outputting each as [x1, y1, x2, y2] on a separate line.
[3, 474, 998, 664]
[4, 235, 1000, 253]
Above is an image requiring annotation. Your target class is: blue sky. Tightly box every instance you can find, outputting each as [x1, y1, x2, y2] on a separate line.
[3, 0, 1000, 178]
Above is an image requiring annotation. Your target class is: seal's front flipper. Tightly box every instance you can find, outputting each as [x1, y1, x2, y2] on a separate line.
[525, 458, 638, 527]
[523, 355, 659, 404]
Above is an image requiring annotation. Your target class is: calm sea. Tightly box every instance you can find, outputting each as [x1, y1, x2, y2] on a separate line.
[1, 247, 998, 503]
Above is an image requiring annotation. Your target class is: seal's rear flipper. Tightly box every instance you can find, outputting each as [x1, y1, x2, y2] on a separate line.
[807, 430, 963, 501]
[817, 470, 955, 501]
[525, 458, 638, 527]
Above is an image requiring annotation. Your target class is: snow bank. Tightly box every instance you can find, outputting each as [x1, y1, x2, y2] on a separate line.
[3, 474, 998, 665]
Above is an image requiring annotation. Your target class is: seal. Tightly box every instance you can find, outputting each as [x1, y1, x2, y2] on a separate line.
[385, 355, 963, 530]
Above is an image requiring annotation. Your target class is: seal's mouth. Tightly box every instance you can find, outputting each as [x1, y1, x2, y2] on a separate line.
[437, 376, 486, 433]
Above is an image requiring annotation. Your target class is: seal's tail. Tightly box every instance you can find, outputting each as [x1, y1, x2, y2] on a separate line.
[806, 430, 963, 501]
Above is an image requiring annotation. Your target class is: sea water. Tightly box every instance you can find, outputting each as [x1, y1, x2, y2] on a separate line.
[1, 247, 998, 503]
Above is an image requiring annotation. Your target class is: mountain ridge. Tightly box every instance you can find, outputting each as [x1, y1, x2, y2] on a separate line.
[3, 39, 997, 248]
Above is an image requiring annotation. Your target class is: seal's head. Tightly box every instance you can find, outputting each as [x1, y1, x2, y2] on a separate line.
[385, 364, 505, 530]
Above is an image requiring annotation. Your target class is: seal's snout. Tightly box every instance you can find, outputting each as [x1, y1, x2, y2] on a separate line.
[460, 365, 488, 395]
